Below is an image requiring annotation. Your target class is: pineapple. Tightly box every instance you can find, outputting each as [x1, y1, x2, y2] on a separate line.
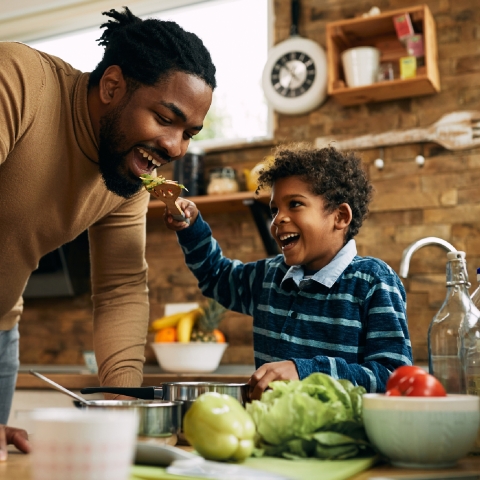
[191, 298, 226, 342]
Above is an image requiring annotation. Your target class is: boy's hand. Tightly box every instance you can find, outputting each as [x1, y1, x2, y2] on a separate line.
[247, 360, 299, 400]
[164, 198, 198, 231]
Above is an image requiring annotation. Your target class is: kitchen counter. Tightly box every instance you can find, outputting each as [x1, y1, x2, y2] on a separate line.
[3, 447, 480, 480]
[16, 364, 255, 389]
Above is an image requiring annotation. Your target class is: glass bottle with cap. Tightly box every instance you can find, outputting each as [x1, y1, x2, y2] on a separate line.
[428, 251, 480, 393]
[466, 266, 480, 396]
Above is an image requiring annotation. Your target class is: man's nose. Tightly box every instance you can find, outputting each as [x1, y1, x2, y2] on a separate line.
[156, 131, 184, 160]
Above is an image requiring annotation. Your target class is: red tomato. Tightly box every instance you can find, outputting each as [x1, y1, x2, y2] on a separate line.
[385, 387, 401, 396]
[398, 373, 446, 397]
[386, 366, 447, 397]
[386, 366, 427, 391]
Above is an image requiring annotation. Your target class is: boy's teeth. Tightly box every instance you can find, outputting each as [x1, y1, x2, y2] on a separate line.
[279, 233, 299, 240]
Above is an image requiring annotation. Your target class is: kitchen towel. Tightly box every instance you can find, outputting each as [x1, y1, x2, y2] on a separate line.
[130, 455, 378, 480]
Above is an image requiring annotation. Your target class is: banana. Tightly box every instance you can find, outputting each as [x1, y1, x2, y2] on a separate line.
[177, 308, 203, 343]
[150, 312, 185, 332]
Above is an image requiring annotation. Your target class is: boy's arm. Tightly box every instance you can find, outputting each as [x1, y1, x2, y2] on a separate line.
[176, 213, 265, 315]
[292, 276, 412, 393]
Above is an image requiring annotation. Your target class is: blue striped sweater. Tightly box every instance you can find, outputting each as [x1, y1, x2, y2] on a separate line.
[176, 214, 412, 392]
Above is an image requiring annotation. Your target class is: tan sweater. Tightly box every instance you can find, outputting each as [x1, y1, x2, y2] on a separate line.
[0, 42, 150, 388]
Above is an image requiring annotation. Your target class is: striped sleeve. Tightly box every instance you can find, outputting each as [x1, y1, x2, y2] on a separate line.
[176, 213, 265, 315]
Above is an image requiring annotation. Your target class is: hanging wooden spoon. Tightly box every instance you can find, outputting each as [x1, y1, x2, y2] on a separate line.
[150, 181, 190, 224]
[315, 111, 480, 151]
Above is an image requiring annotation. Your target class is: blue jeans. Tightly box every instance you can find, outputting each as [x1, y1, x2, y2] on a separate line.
[0, 324, 19, 424]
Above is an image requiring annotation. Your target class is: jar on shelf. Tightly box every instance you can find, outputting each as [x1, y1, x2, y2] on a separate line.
[206, 167, 239, 195]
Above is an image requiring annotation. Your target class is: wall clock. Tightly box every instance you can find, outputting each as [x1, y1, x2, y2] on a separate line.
[262, 0, 327, 115]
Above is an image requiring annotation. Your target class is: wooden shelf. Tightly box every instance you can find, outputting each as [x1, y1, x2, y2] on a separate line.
[326, 4, 440, 106]
[146, 191, 270, 219]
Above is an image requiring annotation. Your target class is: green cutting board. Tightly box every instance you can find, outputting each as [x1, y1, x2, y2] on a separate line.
[130, 455, 378, 480]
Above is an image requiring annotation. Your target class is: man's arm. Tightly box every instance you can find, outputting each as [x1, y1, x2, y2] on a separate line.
[88, 190, 150, 390]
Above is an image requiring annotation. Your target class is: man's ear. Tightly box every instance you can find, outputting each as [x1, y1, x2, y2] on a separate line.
[98, 65, 127, 106]
[334, 203, 352, 230]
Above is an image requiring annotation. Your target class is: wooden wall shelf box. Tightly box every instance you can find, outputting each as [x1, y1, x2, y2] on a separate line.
[326, 5, 440, 106]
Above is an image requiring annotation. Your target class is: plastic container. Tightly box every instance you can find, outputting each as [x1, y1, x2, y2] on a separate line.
[207, 167, 239, 195]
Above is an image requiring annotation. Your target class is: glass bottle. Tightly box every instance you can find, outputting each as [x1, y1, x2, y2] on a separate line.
[466, 267, 480, 396]
[428, 251, 480, 393]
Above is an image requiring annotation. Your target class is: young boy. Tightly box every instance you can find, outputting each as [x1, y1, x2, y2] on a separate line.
[165, 144, 412, 399]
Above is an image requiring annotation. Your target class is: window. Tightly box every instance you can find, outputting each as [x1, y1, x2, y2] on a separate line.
[28, 0, 271, 149]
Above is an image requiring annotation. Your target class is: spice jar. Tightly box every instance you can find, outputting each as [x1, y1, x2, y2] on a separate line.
[207, 167, 239, 195]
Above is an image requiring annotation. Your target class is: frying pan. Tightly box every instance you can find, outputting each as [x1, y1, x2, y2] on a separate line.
[29, 370, 183, 446]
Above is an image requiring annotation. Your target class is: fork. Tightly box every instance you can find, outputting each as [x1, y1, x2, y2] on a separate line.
[150, 181, 190, 224]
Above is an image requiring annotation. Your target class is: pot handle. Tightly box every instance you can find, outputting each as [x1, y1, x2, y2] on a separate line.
[80, 386, 163, 400]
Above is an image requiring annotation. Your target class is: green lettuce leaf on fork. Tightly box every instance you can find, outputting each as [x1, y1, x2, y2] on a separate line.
[246, 372, 373, 461]
[139, 173, 187, 192]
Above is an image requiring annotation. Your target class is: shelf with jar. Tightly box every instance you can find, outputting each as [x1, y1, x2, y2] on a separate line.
[326, 4, 440, 106]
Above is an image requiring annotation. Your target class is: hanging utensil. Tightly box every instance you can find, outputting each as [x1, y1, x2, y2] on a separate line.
[150, 181, 190, 223]
[315, 110, 480, 151]
[29, 370, 94, 405]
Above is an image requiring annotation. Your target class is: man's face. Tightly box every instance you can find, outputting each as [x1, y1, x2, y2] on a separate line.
[98, 71, 213, 198]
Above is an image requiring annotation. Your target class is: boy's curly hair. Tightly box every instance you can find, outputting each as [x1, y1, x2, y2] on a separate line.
[257, 143, 373, 243]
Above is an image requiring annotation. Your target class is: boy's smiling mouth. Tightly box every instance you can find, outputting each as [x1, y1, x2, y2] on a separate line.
[278, 232, 300, 251]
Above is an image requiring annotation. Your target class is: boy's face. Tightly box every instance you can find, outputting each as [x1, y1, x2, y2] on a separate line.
[270, 176, 346, 271]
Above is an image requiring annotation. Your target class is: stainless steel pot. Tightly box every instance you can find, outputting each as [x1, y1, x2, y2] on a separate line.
[73, 399, 182, 446]
[81, 382, 250, 443]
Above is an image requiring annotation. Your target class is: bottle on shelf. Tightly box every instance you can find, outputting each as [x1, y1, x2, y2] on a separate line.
[428, 251, 480, 393]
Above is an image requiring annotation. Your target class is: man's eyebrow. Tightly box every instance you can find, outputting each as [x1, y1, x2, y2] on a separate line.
[160, 101, 203, 131]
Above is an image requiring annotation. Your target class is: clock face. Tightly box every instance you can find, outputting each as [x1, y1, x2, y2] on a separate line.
[270, 51, 316, 98]
[262, 36, 327, 115]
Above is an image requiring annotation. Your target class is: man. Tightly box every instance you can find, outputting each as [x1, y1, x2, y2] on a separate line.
[0, 7, 216, 459]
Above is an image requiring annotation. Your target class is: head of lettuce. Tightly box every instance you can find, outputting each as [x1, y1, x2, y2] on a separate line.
[246, 372, 373, 460]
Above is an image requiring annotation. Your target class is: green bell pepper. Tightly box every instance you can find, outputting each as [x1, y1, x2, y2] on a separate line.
[183, 392, 255, 462]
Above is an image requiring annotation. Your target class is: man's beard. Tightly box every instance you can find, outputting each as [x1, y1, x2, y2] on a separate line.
[98, 104, 143, 199]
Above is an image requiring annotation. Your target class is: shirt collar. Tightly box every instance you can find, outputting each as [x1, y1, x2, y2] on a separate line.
[281, 239, 357, 288]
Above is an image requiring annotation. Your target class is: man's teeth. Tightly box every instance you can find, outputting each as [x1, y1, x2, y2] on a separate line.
[279, 233, 299, 241]
[138, 148, 161, 166]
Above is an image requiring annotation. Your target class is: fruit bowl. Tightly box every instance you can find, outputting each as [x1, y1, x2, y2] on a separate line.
[150, 342, 228, 373]
[362, 393, 480, 468]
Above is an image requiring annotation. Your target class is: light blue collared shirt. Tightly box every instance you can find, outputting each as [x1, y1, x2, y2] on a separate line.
[281, 239, 357, 288]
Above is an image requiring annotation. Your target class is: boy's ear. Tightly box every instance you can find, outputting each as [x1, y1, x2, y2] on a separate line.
[334, 203, 352, 230]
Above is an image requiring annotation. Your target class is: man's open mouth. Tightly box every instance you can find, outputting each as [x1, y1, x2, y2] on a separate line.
[137, 147, 166, 168]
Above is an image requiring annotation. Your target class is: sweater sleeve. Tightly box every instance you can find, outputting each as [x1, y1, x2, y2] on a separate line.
[0, 43, 45, 164]
[292, 274, 412, 393]
[88, 190, 150, 389]
[176, 214, 264, 315]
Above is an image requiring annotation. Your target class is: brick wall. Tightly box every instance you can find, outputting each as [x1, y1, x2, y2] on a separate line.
[19, 0, 480, 366]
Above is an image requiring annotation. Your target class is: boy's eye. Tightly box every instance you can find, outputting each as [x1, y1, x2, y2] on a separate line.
[290, 200, 303, 208]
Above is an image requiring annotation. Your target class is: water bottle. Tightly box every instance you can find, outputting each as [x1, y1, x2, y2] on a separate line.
[467, 267, 480, 396]
[428, 251, 480, 393]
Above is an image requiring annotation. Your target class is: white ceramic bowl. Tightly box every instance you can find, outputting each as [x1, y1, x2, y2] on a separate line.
[150, 342, 228, 373]
[362, 394, 480, 468]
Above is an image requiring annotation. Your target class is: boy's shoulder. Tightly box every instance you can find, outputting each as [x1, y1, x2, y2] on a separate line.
[348, 255, 400, 280]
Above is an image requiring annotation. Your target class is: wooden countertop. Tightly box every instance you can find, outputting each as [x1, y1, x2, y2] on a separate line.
[16, 372, 252, 390]
[3, 447, 480, 480]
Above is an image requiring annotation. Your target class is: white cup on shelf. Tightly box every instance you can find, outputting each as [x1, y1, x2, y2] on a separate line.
[30, 408, 138, 480]
[341, 46, 380, 87]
